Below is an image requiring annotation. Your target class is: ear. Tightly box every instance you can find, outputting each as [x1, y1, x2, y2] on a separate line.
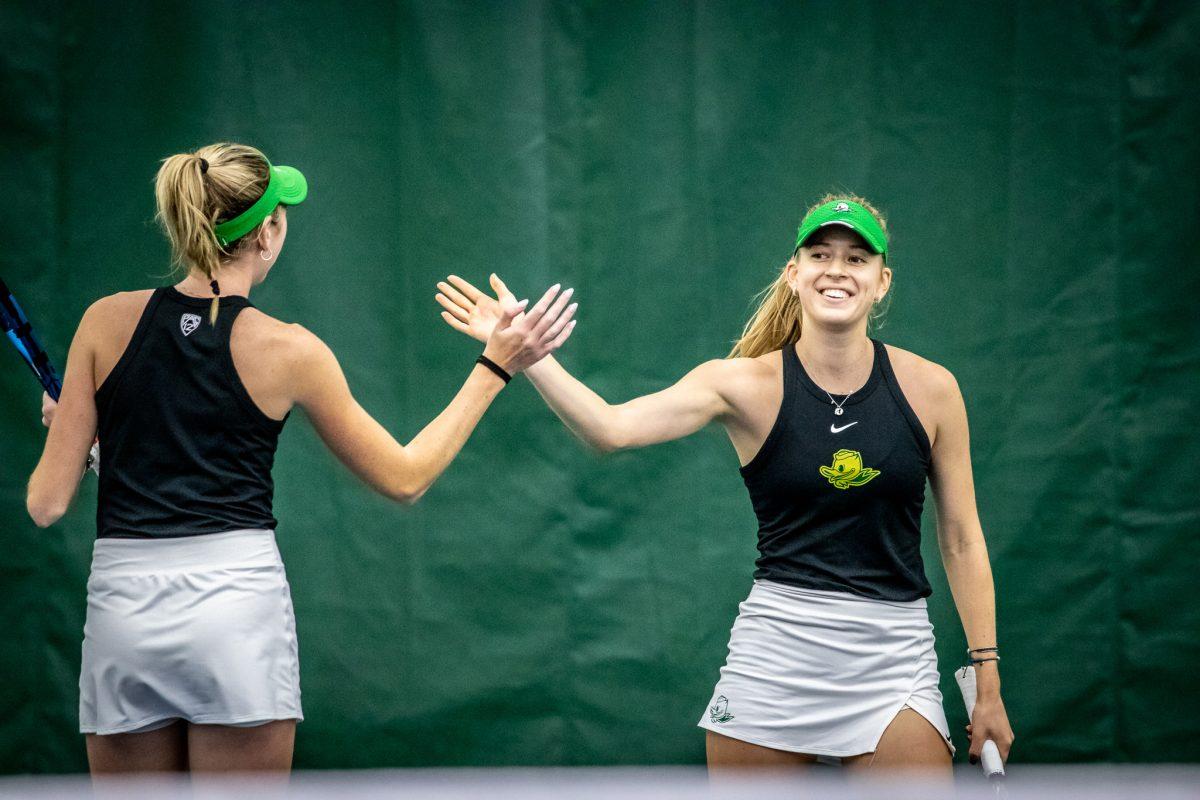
[255, 211, 278, 252]
[876, 264, 893, 302]
[784, 256, 801, 295]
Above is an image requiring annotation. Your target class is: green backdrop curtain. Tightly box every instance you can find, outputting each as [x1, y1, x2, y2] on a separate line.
[1, 0, 1197, 772]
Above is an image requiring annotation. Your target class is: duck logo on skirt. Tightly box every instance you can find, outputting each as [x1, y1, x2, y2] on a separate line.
[709, 696, 735, 723]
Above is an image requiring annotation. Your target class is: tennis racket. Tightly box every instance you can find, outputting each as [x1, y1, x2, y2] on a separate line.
[1, 277, 100, 474]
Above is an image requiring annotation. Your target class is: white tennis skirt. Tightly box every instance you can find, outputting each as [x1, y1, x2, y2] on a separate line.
[697, 579, 953, 758]
[80, 529, 303, 735]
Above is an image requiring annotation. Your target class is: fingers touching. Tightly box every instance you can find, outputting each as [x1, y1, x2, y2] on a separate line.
[489, 273, 515, 302]
[497, 297, 529, 329]
[437, 275, 579, 371]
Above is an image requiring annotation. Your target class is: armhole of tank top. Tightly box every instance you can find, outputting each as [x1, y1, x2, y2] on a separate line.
[876, 341, 933, 461]
[220, 304, 287, 432]
[738, 346, 795, 478]
[94, 288, 164, 403]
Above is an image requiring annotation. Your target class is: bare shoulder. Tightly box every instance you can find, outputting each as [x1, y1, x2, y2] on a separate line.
[706, 350, 782, 413]
[884, 343, 959, 400]
[695, 351, 779, 393]
[81, 290, 154, 330]
[883, 344, 963, 447]
[234, 308, 334, 367]
[713, 350, 781, 380]
[230, 310, 344, 417]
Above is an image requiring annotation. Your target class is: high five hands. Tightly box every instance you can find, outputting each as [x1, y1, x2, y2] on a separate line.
[437, 275, 575, 370]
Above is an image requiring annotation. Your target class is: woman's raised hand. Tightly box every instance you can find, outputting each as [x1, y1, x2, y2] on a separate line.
[470, 277, 576, 375]
[436, 273, 515, 343]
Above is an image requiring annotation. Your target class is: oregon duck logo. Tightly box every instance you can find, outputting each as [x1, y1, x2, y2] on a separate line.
[834, 201, 851, 212]
[819, 449, 880, 489]
[709, 696, 734, 724]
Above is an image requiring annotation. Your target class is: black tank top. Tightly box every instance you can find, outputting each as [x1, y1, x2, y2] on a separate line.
[741, 339, 932, 601]
[94, 287, 287, 539]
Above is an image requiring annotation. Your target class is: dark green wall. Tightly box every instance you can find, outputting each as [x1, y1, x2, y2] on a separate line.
[2, 0, 1197, 772]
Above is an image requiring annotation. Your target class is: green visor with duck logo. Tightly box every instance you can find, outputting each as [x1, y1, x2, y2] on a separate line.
[794, 199, 888, 261]
[214, 163, 308, 248]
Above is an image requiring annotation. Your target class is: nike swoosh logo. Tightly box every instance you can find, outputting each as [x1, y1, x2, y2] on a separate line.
[830, 421, 858, 434]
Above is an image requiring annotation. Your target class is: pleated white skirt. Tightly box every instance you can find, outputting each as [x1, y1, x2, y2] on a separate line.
[79, 529, 303, 735]
[698, 579, 953, 758]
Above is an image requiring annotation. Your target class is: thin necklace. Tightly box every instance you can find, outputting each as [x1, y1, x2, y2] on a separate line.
[798, 342, 869, 416]
[824, 389, 852, 416]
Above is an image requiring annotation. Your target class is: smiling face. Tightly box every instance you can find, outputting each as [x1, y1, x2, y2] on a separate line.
[786, 226, 891, 332]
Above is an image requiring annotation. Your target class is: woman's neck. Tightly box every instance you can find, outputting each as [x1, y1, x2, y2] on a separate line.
[176, 266, 253, 299]
[794, 326, 873, 395]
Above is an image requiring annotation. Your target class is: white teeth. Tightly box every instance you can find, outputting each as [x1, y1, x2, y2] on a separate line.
[822, 289, 849, 299]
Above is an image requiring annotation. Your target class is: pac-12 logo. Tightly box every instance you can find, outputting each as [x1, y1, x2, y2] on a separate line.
[180, 314, 201, 336]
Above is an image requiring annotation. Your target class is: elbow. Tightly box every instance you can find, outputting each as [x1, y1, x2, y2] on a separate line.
[386, 480, 428, 507]
[395, 489, 426, 507]
[27, 495, 66, 528]
[938, 520, 986, 559]
[591, 437, 622, 455]
[588, 417, 629, 455]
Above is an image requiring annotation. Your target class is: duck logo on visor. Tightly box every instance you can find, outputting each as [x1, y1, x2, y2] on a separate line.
[834, 202, 851, 212]
[180, 313, 201, 337]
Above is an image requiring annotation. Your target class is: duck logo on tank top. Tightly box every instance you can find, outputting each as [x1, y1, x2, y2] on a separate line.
[180, 313, 201, 337]
[819, 449, 881, 490]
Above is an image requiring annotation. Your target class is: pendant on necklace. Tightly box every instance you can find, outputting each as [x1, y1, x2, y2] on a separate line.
[834, 407, 844, 416]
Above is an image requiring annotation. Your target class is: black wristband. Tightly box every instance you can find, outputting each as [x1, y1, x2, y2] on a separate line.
[476, 354, 512, 384]
[968, 646, 999, 655]
[970, 656, 1000, 666]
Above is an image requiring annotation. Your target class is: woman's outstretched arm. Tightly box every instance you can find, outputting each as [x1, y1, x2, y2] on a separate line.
[436, 274, 734, 453]
[295, 283, 576, 503]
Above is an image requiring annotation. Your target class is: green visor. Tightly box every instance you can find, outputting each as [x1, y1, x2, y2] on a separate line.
[214, 163, 308, 247]
[794, 199, 887, 260]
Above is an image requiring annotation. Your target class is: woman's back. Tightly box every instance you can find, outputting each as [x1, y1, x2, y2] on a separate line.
[93, 287, 289, 539]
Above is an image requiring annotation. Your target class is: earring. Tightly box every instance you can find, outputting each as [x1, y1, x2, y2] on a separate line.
[260, 250, 273, 261]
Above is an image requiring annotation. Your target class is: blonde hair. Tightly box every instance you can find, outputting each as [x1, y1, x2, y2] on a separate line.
[728, 193, 890, 359]
[154, 142, 272, 323]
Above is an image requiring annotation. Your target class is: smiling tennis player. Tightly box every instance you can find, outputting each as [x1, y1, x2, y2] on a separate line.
[25, 142, 576, 775]
[436, 195, 1013, 774]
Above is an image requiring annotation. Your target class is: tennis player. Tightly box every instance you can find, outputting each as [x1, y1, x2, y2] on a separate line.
[26, 142, 576, 774]
[435, 195, 1013, 772]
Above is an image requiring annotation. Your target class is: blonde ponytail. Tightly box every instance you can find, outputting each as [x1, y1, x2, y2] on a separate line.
[728, 193, 889, 359]
[728, 272, 803, 359]
[153, 143, 271, 323]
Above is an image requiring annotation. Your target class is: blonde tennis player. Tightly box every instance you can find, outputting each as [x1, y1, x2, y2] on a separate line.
[435, 195, 1013, 773]
[26, 142, 576, 775]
